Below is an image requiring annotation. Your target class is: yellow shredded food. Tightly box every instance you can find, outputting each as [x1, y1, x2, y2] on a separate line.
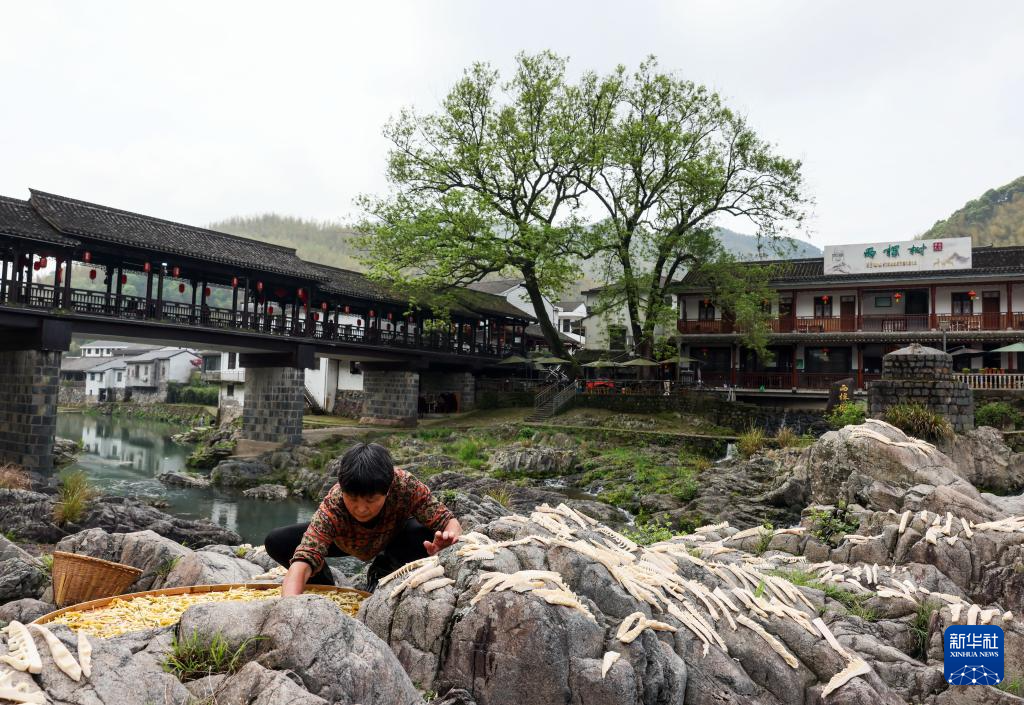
[44, 587, 365, 638]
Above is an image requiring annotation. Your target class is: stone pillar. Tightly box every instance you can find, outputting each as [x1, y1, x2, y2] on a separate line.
[241, 366, 305, 444]
[360, 368, 419, 427]
[0, 350, 61, 472]
[867, 343, 974, 432]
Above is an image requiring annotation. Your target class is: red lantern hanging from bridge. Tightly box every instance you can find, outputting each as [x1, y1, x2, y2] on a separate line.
[256, 280, 264, 293]
[83, 251, 92, 263]
[387, 312, 393, 321]
[368, 309, 375, 318]
[357, 319, 363, 327]
[39, 257, 48, 268]
[204, 287, 211, 298]
[231, 276, 239, 288]
[143, 262, 151, 273]
[297, 288, 306, 301]
[313, 312, 320, 321]
[268, 306, 274, 315]
[172, 266, 181, 278]
[320, 302, 328, 311]
[178, 283, 186, 294]
[121, 274, 127, 285]
[33, 261, 40, 271]
[343, 305, 350, 314]
[89, 269, 97, 280]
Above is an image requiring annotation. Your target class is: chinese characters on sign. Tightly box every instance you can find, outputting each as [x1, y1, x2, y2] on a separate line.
[824, 237, 971, 275]
[838, 384, 849, 403]
[944, 625, 1004, 686]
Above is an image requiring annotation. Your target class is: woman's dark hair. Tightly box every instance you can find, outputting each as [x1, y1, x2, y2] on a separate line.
[337, 442, 395, 496]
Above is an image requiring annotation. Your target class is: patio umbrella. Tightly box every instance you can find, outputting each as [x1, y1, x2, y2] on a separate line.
[581, 359, 621, 368]
[498, 354, 531, 365]
[619, 357, 659, 367]
[532, 355, 571, 365]
[661, 355, 704, 365]
[948, 346, 986, 356]
[990, 342, 1024, 353]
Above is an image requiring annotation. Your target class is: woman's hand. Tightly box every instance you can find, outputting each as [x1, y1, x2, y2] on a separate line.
[423, 518, 462, 556]
[281, 561, 312, 597]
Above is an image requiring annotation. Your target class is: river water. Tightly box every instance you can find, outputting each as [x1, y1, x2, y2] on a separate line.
[55, 412, 318, 544]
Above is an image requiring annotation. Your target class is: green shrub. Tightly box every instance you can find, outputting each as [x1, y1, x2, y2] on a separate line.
[754, 521, 774, 555]
[692, 456, 713, 474]
[162, 629, 263, 682]
[808, 501, 859, 547]
[53, 470, 95, 525]
[443, 437, 489, 467]
[166, 382, 220, 406]
[883, 403, 954, 442]
[975, 402, 1022, 430]
[39, 554, 53, 582]
[622, 519, 675, 546]
[737, 426, 766, 458]
[774, 426, 798, 448]
[826, 401, 866, 429]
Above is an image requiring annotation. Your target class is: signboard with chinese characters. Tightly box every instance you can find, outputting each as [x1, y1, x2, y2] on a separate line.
[823, 237, 972, 276]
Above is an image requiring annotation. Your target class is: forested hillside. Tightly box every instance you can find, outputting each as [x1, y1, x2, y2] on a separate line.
[920, 176, 1024, 245]
[209, 214, 364, 270]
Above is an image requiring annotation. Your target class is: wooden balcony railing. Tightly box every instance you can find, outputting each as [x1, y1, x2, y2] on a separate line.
[678, 312, 1024, 335]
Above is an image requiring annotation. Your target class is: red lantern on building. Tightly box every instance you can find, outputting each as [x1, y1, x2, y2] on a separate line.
[121, 274, 127, 285]
[178, 283, 186, 294]
[343, 305, 350, 314]
[700, 347, 709, 355]
[143, 262, 151, 273]
[231, 276, 239, 288]
[89, 269, 97, 280]
[320, 302, 328, 311]
[83, 251, 92, 263]
[297, 288, 306, 301]
[268, 306, 274, 315]
[256, 281, 264, 293]
[313, 312, 320, 321]
[33, 261, 40, 271]
[172, 266, 181, 278]
[893, 291, 903, 303]
[968, 290, 977, 301]
[204, 287, 211, 298]
[821, 295, 830, 304]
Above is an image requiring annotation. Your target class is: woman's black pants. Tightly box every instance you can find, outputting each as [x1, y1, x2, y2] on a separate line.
[263, 518, 434, 591]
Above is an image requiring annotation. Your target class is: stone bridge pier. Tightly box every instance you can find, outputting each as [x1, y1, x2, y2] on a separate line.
[359, 365, 476, 427]
[239, 346, 314, 446]
[0, 320, 71, 472]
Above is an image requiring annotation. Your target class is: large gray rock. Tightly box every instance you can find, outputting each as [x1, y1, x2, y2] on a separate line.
[489, 446, 578, 478]
[942, 426, 1024, 494]
[214, 661, 330, 705]
[0, 489, 239, 546]
[57, 528, 194, 592]
[243, 483, 289, 501]
[0, 597, 53, 624]
[53, 437, 81, 467]
[21, 624, 191, 704]
[0, 535, 46, 603]
[177, 595, 422, 705]
[164, 549, 264, 587]
[157, 470, 211, 488]
[211, 459, 280, 488]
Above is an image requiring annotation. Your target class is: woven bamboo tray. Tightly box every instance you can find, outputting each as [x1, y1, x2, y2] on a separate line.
[32, 582, 371, 627]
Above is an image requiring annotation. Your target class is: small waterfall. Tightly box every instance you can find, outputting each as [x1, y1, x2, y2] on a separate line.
[719, 443, 738, 463]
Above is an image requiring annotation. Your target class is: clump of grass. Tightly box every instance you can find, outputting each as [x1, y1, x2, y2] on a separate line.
[38, 554, 54, 582]
[156, 556, 181, 578]
[908, 600, 940, 660]
[483, 487, 512, 508]
[754, 521, 774, 555]
[53, 469, 96, 525]
[162, 629, 264, 682]
[827, 401, 866, 429]
[0, 463, 31, 490]
[807, 501, 859, 547]
[1, 530, 19, 542]
[771, 569, 876, 620]
[691, 456, 713, 474]
[234, 545, 249, 558]
[737, 426, 766, 458]
[774, 426, 798, 449]
[883, 403, 954, 442]
[443, 437, 490, 468]
[440, 489, 460, 505]
[622, 519, 676, 546]
[997, 677, 1024, 696]
[769, 569, 820, 587]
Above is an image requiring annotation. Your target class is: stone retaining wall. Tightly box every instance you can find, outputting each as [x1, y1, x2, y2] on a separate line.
[867, 343, 974, 432]
[360, 368, 419, 426]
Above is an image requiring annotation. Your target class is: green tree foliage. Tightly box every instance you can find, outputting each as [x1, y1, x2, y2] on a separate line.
[580, 58, 807, 357]
[358, 52, 608, 359]
[921, 176, 1024, 245]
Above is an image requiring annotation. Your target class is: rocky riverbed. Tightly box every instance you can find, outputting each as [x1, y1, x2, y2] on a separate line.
[3, 419, 1024, 703]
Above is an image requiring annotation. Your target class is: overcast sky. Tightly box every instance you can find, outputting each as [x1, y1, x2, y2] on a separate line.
[2, 1, 1021, 248]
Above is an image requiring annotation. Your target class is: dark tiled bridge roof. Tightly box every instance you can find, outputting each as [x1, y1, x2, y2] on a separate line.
[29, 190, 325, 282]
[0, 196, 79, 248]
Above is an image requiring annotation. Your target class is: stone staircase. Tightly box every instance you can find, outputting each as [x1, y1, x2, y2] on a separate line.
[526, 380, 576, 422]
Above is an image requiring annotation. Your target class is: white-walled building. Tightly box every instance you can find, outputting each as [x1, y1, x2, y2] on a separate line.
[85, 358, 127, 401]
[468, 279, 586, 347]
[124, 348, 201, 401]
[201, 352, 365, 416]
